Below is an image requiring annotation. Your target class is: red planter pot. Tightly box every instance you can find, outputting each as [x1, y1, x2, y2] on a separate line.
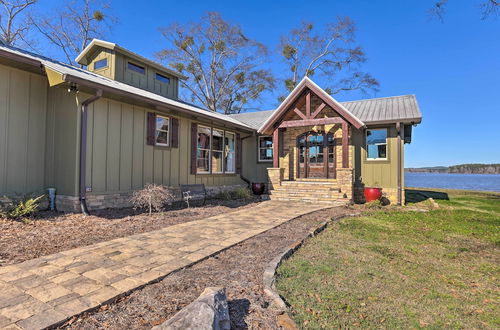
[251, 182, 266, 195]
[364, 187, 382, 202]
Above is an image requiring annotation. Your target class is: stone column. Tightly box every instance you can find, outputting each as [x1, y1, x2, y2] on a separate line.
[336, 168, 353, 201]
[267, 168, 285, 191]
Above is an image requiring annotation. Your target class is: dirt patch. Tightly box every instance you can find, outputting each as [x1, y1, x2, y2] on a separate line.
[58, 206, 355, 330]
[0, 199, 258, 265]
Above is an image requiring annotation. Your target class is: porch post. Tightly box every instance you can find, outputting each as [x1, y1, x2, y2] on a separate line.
[273, 127, 279, 168]
[342, 121, 349, 168]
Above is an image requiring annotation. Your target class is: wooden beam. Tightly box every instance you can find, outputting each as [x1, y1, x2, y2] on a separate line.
[273, 128, 279, 168]
[306, 91, 311, 118]
[293, 108, 308, 120]
[342, 121, 349, 168]
[311, 102, 326, 119]
[279, 117, 344, 129]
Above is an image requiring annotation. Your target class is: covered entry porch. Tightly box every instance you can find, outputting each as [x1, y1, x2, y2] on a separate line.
[260, 77, 365, 203]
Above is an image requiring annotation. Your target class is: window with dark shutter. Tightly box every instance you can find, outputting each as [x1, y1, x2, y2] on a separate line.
[146, 112, 156, 145]
[190, 123, 197, 175]
[170, 117, 179, 148]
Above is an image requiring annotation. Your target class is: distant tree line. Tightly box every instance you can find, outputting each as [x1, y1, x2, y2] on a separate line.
[406, 164, 500, 174]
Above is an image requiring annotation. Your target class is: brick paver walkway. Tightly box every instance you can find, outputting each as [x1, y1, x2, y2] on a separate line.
[0, 201, 334, 329]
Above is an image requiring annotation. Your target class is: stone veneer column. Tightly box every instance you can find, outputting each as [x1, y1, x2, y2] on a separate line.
[336, 168, 353, 200]
[267, 168, 285, 191]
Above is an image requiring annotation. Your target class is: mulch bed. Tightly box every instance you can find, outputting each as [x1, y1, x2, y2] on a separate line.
[58, 205, 357, 330]
[0, 199, 259, 265]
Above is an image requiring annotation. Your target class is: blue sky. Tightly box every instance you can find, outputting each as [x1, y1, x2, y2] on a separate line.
[42, 0, 500, 167]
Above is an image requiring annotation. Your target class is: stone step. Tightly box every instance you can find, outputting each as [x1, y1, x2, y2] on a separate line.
[269, 195, 344, 204]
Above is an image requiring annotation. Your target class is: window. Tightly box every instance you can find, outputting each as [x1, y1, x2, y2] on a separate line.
[225, 132, 235, 173]
[128, 62, 145, 74]
[366, 128, 387, 160]
[155, 73, 170, 84]
[258, 136, 273, 162]
[196, 125, 236, 174]
[94, 58, 108, 70]
[197, 126, 211, 173]
[155, 116, 170, 146]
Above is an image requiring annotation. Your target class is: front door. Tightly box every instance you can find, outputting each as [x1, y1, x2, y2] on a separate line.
[297, 131, 336, 179]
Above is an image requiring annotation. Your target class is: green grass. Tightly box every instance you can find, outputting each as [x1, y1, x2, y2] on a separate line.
[276, 189, 500, 329]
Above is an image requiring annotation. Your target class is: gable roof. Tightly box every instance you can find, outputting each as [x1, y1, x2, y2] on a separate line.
[75, 38, 187, 80]
[258, 77, 366, 134]
[0, 43, 253, 132]
[232, 94, 422, 130]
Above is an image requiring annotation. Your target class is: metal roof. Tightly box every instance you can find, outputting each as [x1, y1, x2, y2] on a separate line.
[230, 94, 422, 130]
[342, 94, 422, 125]
[0, 44, 253, 131]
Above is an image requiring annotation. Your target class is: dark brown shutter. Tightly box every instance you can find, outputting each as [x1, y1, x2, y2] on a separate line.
[236, 133, 242, 174]
[170, 117, 179, 148]
[190, 123, 197, 175]
[146, 112, 156, 145]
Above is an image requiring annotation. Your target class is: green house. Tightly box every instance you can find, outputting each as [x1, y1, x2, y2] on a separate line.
[0, 39, 421, 211]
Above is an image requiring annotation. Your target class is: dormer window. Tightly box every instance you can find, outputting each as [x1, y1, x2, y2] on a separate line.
[94, 58, 108, 70]
[155, 73, 170, 84]
[127, 62, 145, 74]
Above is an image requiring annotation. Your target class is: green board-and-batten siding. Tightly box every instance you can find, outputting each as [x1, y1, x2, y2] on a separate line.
[0, 64, 48, 196]
[84, 96, 245, 195]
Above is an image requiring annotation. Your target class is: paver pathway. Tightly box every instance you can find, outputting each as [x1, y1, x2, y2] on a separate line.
[0, 201, 334, 329]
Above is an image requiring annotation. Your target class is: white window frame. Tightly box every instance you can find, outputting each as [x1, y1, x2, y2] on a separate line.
[366, 128, 388, 160]
[196, 125, 236, 174]
[155, 115, 170, 147]
[224, 131, 236, 174]
[197, 125, 212, 174]
[258, 136, 273, 162]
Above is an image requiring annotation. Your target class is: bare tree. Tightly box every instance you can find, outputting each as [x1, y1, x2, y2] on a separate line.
[429, 0, 499, 20]
[0, 0, 37, 46]
[32, 0, 114, 66]
[157, 12, 275, 114]
[280, 18, 379, 98]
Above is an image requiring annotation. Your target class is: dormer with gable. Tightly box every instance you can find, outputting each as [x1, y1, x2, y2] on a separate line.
[76, 39, 186, 100]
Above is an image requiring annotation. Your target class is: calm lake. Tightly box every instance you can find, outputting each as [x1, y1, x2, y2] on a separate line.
[405, 172, 500, 192]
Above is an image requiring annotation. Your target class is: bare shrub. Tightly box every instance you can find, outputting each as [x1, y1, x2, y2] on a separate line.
[130, 184, 175, 215]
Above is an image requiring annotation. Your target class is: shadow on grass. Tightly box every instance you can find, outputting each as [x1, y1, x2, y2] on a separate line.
[405, 189, 449, 203]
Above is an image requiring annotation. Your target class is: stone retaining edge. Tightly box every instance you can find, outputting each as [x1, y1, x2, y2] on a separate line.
[262, 212, 359, 329]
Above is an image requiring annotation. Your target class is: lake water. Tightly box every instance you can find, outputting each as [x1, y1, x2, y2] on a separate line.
[405, 172, 500, 192]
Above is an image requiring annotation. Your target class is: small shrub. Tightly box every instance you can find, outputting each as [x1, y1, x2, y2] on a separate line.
[130, 183, 175, 215]
[233, 187, 252, 199]
[215, 187, 253, 201]
[0, 195, 45, 220]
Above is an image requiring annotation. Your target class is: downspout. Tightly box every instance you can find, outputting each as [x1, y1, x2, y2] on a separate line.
[79, 90, 102, 215]
[239, 134, 255, 186]
[396, 122, 403, 205]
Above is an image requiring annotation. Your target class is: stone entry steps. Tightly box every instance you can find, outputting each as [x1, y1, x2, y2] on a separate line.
[269, 181, 347, 203]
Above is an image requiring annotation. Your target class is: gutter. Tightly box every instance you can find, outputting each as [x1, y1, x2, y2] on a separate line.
[79, 90, 102, 215]
[62, 74, 255, 134]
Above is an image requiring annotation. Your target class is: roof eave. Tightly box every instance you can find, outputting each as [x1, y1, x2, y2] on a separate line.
[364, 118, 422, 126]
[61, 73, 254, 133]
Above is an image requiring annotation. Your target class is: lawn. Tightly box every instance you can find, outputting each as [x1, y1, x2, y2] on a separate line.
[276, 189, 500, 329]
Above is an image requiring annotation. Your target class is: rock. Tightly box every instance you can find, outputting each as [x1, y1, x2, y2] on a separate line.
[152, 287, 230, 330]
[277, 313, 298, 330]
[428, 198, 440, 209]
